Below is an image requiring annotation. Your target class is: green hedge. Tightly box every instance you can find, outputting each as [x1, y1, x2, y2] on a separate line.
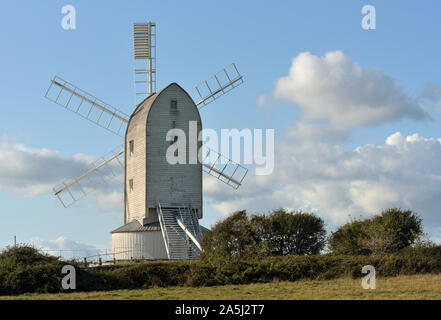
[76, 249, 441, 291]
[1, 245, 441, 295]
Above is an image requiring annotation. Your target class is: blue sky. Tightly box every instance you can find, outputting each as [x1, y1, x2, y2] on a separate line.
[1, 0, 441, 252]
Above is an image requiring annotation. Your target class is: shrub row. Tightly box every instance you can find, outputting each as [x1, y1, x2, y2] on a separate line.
[1, 245, 441, 295]
[79, 247, 441, 291]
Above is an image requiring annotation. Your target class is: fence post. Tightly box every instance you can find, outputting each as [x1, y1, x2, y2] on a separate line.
[99, 257, 102, 266]
[84, 257, 88, 267]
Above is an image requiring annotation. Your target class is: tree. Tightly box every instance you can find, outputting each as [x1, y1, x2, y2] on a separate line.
[329, 208, 423, 255]
[361, 224, 398, 255]
[200, 211, 262, 263]
[369, 208, 423, 252]
[328, 220, 369, 255]
[200, 209, 327, 263]
[252, 209, 326, 256]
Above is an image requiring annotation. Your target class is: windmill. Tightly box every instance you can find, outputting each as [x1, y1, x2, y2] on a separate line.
[44, 22, 247, 260]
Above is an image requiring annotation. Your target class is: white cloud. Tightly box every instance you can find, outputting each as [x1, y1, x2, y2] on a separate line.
[30, 236, 107, 260]
[0, 137, 91, 196]
[260, 51, 428, 128]
[286, 121, 349, 143]
[0, 136, 123, 212]
[90, 191, 123, 212]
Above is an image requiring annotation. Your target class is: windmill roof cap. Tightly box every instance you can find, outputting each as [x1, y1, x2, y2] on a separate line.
[133, 82, 191, 111]
[125, 82, 200, 142]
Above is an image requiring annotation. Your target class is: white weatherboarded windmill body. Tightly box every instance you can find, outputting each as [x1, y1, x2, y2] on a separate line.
[44, 22, 247, 260]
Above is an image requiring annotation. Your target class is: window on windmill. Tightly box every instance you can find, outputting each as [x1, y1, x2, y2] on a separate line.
[129, 179, 134, 192]
[129, 140, 134, 157]
[171, 100, 177, 109]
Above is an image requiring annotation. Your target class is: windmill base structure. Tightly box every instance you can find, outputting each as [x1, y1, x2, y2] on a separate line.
[111, 83, 208, 260]
[44, 21, 247, 262]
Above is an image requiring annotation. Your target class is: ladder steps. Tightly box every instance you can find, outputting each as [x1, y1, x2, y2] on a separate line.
[157, 203, 202, 260]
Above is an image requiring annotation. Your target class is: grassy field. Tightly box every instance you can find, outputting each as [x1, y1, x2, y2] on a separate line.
[1, 274, 441, 300]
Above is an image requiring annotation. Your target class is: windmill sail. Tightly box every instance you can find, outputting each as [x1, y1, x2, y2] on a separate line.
[193, 63, 244, 109]
[199, 145, 248, 189]
[133, 22, 156, 106]
[53, 145, 124, 208]
[44, 76, 130, 137]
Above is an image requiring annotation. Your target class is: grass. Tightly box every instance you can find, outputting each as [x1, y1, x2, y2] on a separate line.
[1, 274, 441, 300]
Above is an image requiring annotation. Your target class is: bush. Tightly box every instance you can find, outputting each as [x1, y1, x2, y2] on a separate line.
[106, 261, 190, 289]
[252, 209, 326, 256]
[0, 245, 67, 295]
[328, 220, 368, 255]
[329, 208, 423, 255]
[369, 208, 423, 252]
[185, 264, 217, 287]
[200, 211, 263, 263]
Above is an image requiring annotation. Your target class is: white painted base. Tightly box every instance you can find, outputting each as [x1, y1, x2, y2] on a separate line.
[111, 231, 168, 260]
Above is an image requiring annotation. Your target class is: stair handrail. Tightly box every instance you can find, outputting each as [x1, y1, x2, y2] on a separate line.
[176, 216, 202, 251]
[157, 202, 171, 259]
[190, 207, 202, 241]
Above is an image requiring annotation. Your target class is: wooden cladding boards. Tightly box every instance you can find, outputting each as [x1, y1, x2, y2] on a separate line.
[146, 85, 203, 218]
[125, 96, 150, 224]
[125, 83, 203, 225]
